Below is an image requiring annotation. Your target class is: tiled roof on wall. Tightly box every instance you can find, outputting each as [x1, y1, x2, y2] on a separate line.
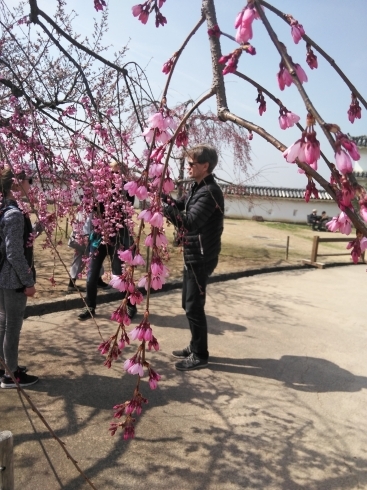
[220, 184, 333, 200]
[180, 181, 333, 200]
[348, 134, 367, 147]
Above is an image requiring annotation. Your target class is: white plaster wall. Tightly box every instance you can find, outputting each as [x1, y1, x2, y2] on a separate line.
[223, 197, 339, 223]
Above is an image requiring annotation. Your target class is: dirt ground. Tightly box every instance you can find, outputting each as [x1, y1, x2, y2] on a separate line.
[29, 218, 358, 304]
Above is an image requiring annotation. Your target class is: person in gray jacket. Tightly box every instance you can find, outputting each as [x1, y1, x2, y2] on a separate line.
[163, 144, 224, 371]
[0, 167, 39, 388]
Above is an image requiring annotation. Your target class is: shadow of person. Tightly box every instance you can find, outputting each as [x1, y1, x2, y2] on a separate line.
[148, 313, 247, 336]
[209, 355, 367, 393]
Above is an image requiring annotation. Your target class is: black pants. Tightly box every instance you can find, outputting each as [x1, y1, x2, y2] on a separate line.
[86, 243, 122, 309]
[182, 260, 217, 360]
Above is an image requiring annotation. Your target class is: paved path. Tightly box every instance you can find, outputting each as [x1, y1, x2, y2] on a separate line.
[1, 265, 366, 489]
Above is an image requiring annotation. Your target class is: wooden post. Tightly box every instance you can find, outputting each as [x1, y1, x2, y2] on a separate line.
[310, 236, 320, 263]
[285, 236, 290, 260]
[0, 431, 14, 490]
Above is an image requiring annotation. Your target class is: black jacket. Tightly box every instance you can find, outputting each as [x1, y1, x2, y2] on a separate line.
[164, 174, 224, 266]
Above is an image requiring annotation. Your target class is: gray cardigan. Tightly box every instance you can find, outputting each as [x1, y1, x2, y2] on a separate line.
[0, 205, 35, 290]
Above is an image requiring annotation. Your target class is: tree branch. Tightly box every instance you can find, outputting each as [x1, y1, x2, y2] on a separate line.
[258, 0, 367, 110]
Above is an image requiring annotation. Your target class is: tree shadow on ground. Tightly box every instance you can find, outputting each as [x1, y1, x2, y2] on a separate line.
[9, 349, 367, 490]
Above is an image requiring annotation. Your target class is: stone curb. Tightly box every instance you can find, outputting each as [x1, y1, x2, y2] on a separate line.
[24, 262, 354, 318]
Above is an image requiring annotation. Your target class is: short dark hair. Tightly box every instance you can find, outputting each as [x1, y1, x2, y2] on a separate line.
[186, 144, 218, 173]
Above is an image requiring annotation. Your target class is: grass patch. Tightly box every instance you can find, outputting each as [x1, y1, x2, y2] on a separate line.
[261, 222, 309, 233]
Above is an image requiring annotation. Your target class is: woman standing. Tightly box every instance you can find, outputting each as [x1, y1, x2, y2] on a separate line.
[0, 167, 38, 388]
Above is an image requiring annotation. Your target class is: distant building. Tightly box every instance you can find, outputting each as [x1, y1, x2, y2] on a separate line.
[172, 182, 339, 224]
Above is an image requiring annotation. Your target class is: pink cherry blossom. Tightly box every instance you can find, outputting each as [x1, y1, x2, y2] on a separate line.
[138, 275, 149, 290]
[360, 237, 367, 252]
[132, 253, 145, 266]
[109, 275, 128, 292]
[138, 209, 153, 222]
[98, 340, 110, 355]
[176, 128, 188, 148]
[151, 275, 163, 290]
[235, 24, 253, 44]
[151, 258, 163, 275]
[144, 234, 154, 247]
[348, 96, 362, 123]
[304, 180, 319, 202]
[123, 426, 135, 440]
[148, 336, 160, 351]
[123, 358, 135, 371]
[360, 206, 367, 223]
[149, 163, 164, 178]
[138, 10, 149, 24]
[124, 180, 138, 196]
[149, 211, 163, 228]
[306, 46, 318, 70]
[283, 139, 305, 163]
[136, 185, 148, 200]
[148, 368, 161, 389]
[291, 23, 305, 44]
[163, 178, 175, 193]
[118, 249, 133, 263]
[132, 5, 142, 17]
[278, 111, 300, 130]
[128, 289, 143, 305]
[241, 7, 256, 27]
[234, 11, 244, 28]
[295, 64, 308, 83]
[128, 362, 144, 377]
[340, 138, 360, 161]
[94, 0, 106, 12]
[335, 150, 353, 174]
[327, 212, 352, 235]
[156, 231, 168, 247]
[304, 133, 320, 165]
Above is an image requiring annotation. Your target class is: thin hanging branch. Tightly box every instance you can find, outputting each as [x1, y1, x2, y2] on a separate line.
[233, 70, 332, 167]
[258, 0, 367, 110]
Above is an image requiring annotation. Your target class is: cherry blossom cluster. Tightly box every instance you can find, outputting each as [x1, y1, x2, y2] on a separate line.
[304, 179, 319, 203]
[142, 110, 177, 146]
[162, 54, 177, 75]
[130, 315, 160, 351]
[283, 113, 320, 172]
[234, 2, 262, 44]
[98, 327, 130, 368]
[348, 94, 362, 124]
[132, 0, 167, 27]
[346, 235, 367, 264]
[327, 211, 352, 235]
[256, 90, 266, 116]
[94, 0, 106, 12]
[109, 389, 148, 439]
[277, 58, 308, 91]
[286, 16, 305, 44]
[278, 107, 300, 130]
[306, 44, 318, 70]
[334, 131, 360, 175]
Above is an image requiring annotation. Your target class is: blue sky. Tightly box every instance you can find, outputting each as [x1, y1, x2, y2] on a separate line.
[37, 0, 367, 188]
